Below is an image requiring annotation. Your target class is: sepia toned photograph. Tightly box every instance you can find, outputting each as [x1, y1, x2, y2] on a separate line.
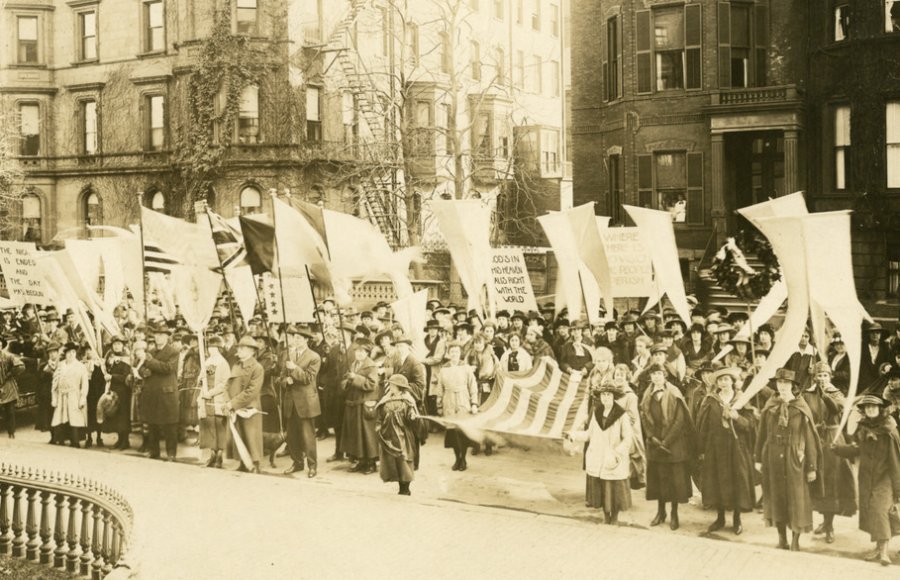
[0, 0, 899, 578]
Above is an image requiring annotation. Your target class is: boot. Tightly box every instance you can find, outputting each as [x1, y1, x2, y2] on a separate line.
[650, 502, 667, 526]
[85, 435, 93, 449]
[865, 543, 882, 561]
[250, 461, 261, 474]
[790, 532, 801, 552]
[215, 451, 223, 469]
[603, 511, 611, 524]
[399, 482, 411, 496]
[669, 503, 680, 530]
[206, 451, 218, 467]
[707, 510, 726, 533]
[777, 526, 789, 550]
[732, 511, 743, 535]
[823, 514, 835, 544]
[879, 540, 891, 567]
[608, 510, 618, 525]
[95, 434, 104, 447]
[484, 443, 493, 456]
[457, 448, 468, 472]
[451, 450, 461, 471]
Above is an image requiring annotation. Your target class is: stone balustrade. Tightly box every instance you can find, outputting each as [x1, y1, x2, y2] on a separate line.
[0, 464, 133, 580]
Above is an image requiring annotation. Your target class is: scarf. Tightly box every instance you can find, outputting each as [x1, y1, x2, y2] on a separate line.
[595, 403, 625, 431]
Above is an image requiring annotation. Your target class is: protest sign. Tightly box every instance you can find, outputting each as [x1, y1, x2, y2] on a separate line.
[0, 241, 53, 306]
[490, 248, 538, 312]
[598, 227, 655, 298]
[261, 272, 316, 324]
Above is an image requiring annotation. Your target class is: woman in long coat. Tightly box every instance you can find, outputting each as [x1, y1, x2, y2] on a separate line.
[102, 336, 133, 450]
[435, 341, 479, 472]
[640, 364, 696, 530]
[376, 374, 419, 496]
[611, 364, 646, 490]
[51, 343, 89, 447]
[804, 362, 857, 543]
[833, 395, 900, 567]
[84, 349, 107, 448]
[755, 368, 824, 551]
[340, 341, 380, 474]
[697, 367, 756, 535]
[569, 384, 633, 524]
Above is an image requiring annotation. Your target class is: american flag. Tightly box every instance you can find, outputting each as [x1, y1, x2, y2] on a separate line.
[207, 210, 247, 270]
[143, 240, 181, 274]
[434, 358, 590, 441]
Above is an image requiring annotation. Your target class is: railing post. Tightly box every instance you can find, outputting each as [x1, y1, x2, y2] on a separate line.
[0, 482, 10, 555]
[80, 499, 93, 576]
[39, 490, 52, 564]
[101, 511, 112, 576]
[91, 505, 104, 580]
[53, 493, 68, 568]
[66, 495, 81, 573]
[25, 488, 38, 561]
[11, 485, 25, 558]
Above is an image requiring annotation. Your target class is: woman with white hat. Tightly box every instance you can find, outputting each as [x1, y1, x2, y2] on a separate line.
[51, 343, 89, 447]
[696, 367, 756, 535]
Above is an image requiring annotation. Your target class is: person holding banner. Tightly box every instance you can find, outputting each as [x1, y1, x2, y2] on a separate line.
[832, 395, 900, 567]
[498, 334, 532, 374]
[198, 336, 231, 469]
[281, 325, 322, 479]
[755, 368, 823, 551]
[436, 341, 479, 472]
[558, 321, 594, 375]
[224, 336, 265, 474]
[640, 364, 696, 531]
[804, 362, 857, 543]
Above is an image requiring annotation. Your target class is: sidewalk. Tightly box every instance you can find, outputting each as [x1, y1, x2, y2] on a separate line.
[2, 427, 898, 578]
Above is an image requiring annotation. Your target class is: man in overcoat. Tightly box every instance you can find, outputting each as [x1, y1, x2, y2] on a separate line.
[140, 323, 181, 461]
[755, 368, 824, 551]
[282, 325, 322, 478]
[225, 336, 265, 474]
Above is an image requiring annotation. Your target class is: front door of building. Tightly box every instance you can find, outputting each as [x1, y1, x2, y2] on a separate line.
[725, 131, 785, 233]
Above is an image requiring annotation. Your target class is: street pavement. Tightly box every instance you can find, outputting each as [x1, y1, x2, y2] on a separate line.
[0, 426, 897, 579]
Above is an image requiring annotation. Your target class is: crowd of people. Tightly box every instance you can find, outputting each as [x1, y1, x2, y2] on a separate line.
[0, 297, 899, 564]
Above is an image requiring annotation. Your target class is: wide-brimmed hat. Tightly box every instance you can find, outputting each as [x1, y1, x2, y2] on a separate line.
[424, 320, 441, 331]
[866, 322, 884, 333]
[395, 335, 413, 346]
[237, 336, 260, 350]
[286, 324, 315, 339]
[650, 343, 668, 355]
[45, 341, 62, 353]
[715, 324, 734, 335]
[709, 367, 742, 386]
[774, 368, 798, 384]
[151, 323, 171, 335]
[729, 336, 752, 347]
[374, 330, 394, 345]
[855, 394, 887, 408]
[646, 363, 667, 375]
[385, 374, 411, 390]
[63, 342, 80, 354]
[206, 335, 225, 349]
[590, 383, 625, 399]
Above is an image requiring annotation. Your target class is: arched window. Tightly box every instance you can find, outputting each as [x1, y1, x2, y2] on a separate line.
[240, 186, 261, 214]
[83, 191, 103, 238]
[150, 191, 165, 212]
[21, 194, 41, 242]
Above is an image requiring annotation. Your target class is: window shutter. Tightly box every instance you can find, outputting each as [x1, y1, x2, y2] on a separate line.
[637, 154, 653, 207]
[140, 96, 148, 151]
[685, 4, 702, 90]
[718, 2, 731, 88]
[636, 10, 652, 94]
[687, 152, 703, 224]
[602, 20, 609, 102]
[616, 16, 623, 98]
[754, 2, 768, 87]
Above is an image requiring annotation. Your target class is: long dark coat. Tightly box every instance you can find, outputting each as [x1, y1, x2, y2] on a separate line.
[393, 354, 427, 410]
[339, 357, 380, 459]
[101, 356, 132, 435]
[828, 353, 851, 395]
[755, 396, 824, 533]
[140, 343, 180, 425]
[376, 391, 418, 483]
[282, 347, 321, 420]
[640, 383, 697, 502]
[316, 341, 347, 430]
[696, 394, 756, 512]
[802, 387, 857, 517]
[834, 416, 900, 541]
[36, 360, 58, 431]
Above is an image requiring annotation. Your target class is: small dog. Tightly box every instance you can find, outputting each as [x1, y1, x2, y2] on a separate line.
[262, 432, 285, 468]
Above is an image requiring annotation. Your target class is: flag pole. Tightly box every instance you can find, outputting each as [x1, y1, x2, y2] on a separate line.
[270, 189, 291, 336]
[136, 191, 149, 323]
[201, 202, 241, 335]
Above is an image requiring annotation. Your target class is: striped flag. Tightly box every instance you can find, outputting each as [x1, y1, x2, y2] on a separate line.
[206, 210, 247, 270]
[432, 358, 590, 444]
[143, 240, 182, 274]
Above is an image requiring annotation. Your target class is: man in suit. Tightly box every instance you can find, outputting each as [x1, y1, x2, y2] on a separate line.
[282, 325, 322, 478]
[393, 336, 426, 469]
[140, 323, 181, 461]
[225, 336, 265, 474]
[860, 323, 891, 392]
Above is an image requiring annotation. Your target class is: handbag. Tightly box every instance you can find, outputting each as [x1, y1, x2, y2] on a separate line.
[363, 401, 378, 421]
[889, 503, 900, 536]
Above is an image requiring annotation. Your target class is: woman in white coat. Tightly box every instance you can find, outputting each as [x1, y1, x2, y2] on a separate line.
[568, 383, 633, 524]
[51, 343, 89, 448]
[435, 342, 479, 472]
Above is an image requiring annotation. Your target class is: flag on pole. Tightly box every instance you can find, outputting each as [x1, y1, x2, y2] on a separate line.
[238, 215, 275, 276]
[140, 207, 218, 268]
[142, 240, 182, 274]
[271, 196, 331, 282]
[288, 198, 331, 259]
[206, 210, 247, 270]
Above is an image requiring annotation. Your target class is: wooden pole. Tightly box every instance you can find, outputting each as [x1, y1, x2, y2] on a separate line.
[135, 192, 149, 323]
[269, 189, 291, 335]
[202, 203, 241, 334]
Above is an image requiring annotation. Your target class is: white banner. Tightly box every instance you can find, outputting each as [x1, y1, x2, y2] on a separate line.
[0, 241, 52, 306]
[490, 248, 538, 313]
[262, 272, 316, 324]
[391, 290, 428, 359]
[598, 227, 656, 298]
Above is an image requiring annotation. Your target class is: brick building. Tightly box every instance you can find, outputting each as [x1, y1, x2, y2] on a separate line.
[571, 0, 900, 302]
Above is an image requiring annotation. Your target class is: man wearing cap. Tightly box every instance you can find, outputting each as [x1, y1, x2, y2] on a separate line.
[755, 368, 823, 551]
[281, 325, 322, 478]
[224, 336, 265, 473]
[140, 324, 181, 461]
[861, 323, 892, 393]
[804, 362, 857, 543]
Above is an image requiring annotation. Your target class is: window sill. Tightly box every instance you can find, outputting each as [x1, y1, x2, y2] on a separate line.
[71, 59, 100, 66]
[9, 63, 47, 69]
[136, 50, 166, 59]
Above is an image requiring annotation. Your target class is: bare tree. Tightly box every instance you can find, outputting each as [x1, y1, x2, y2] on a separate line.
[0, 106, 25, 241]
